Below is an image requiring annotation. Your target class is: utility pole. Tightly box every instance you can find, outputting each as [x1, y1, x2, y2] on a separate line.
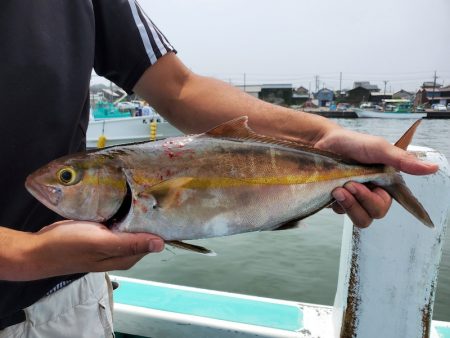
[432, 71, 438, 106]
[339, 72, 342, 93]
[314, 75, 319, 92]
[383, 80, 389, 96]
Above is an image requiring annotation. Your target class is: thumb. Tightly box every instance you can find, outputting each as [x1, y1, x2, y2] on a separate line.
[109, 232, 165, 257]
[382, 146, 438, 175]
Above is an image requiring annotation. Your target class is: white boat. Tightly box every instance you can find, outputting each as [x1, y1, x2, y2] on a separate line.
[86, 115, 183, 148]
[355, 109, 427, 119]
[356, 99, 427, 119]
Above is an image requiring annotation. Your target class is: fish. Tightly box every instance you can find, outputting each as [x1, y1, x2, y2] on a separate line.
[25, 117, 433, 253]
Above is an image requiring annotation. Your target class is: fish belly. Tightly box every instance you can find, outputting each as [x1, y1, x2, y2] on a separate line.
[114, 179, 353, 240]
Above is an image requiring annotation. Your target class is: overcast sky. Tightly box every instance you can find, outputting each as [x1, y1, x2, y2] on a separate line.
[99, 0, 450, 92]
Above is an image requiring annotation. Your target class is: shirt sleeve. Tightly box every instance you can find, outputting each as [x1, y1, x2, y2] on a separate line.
[92, 0, 176, 94]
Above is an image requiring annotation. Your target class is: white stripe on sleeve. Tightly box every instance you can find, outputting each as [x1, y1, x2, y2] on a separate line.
[127, 0, 157, 64]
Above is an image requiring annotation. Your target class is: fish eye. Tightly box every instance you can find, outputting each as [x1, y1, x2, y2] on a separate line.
[57, 167, 78, 185]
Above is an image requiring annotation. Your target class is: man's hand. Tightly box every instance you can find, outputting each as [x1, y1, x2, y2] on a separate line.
[1, 221, 164, 281]
[314, 128, 439, 228]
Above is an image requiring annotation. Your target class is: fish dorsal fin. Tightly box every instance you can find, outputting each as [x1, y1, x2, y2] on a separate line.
[205, 116, 356, 163]
[394, 119, 422, 150]
[205, 116, 252, 139]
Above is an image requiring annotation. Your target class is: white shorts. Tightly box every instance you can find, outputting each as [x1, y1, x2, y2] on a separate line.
[0, 273, 114, 338]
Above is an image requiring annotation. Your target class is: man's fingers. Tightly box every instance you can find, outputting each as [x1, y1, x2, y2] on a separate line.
[343, 183, 392, 219]
[332, 187, 373, 228]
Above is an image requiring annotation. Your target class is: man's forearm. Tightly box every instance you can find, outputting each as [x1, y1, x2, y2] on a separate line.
[0, 227, 36, 280]
[134, 53, 341, 146]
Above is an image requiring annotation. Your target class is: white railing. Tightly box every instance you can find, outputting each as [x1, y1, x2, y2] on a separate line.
[333, 146, 450, 338]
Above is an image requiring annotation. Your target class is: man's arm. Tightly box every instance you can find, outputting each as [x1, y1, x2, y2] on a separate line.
[0, 221, 164, 281]
[134, 52, 438, 228]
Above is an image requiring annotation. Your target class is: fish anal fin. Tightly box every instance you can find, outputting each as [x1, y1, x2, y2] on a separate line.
[394, 119, 422, 150]
[149, 177, 193, 209]
[273, 220, 308, 231]
[167, 240, 216, 256]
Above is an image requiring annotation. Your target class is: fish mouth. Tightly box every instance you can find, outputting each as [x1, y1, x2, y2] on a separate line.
[25, 177, 62, 209]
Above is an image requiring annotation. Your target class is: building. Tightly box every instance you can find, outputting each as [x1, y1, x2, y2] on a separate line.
[370, 92, 393, 104]
[314, 88, 334, 107]
[415, 84, 450, 106]
[393, 90, 415, 101]
[345, 86, 372, 105]
[259, 84, 294, 105]
[235, 85, 262, 98]
[292, 86, 310, 105]
[353, 81, 380, 92]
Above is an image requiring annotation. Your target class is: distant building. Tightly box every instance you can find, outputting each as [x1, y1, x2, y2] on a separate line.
[294, 86, 309, 96]
[353, 81, 380, 92]
[259, 84, 294, 105]
[422, 81, 442, 89]
[314, 88, 334, 107]
[292, 86, 310, 105]
[415, 85, 450, 106]
[235, 85, 262, 98]
[370, 92, 393, 104]
[346, 86, 371, 104]
[393, 90, 415, 101]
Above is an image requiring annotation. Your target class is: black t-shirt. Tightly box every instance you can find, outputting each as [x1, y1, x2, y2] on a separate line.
[0, 0, 175, 319]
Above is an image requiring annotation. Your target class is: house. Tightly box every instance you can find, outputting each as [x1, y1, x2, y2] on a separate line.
[393, 90, 415, 101]
[415, 84, 450, 106]
[345, 86, 372, 105]
[292, 86, 310, 105]
[353, 81, 380, 92]
[314, 88, 334, 107]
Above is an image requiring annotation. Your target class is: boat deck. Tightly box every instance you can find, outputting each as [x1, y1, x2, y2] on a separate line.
[112, 276, 450, 338]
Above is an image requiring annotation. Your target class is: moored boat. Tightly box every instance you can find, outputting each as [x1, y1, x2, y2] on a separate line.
[356, 99, 426, 119]
[86, 115, 183, 148]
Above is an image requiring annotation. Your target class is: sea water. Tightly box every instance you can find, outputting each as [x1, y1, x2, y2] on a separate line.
[115, 118, 450, 321]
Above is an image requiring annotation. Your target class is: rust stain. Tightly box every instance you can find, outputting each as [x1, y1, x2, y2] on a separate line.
[340, 227, 361, 338]
[421, 280, 436, 338]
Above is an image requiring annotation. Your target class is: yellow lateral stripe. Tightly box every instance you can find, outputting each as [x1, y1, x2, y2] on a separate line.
[183, 170, 378, 188]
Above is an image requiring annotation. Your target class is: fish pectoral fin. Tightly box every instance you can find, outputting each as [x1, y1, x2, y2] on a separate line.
[148, 177, 193, 209]
[166, 240, 216, 256]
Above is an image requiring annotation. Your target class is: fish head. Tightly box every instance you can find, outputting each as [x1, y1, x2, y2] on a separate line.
[25, 153, 127, 222]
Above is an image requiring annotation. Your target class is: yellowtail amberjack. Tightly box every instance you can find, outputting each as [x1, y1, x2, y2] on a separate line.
[26, 117, 433, 253]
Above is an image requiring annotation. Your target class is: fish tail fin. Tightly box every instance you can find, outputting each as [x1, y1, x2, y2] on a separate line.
[377, 119, 433, 227]
[372, 120, 434, 228]
[381, 173, 434, 227]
